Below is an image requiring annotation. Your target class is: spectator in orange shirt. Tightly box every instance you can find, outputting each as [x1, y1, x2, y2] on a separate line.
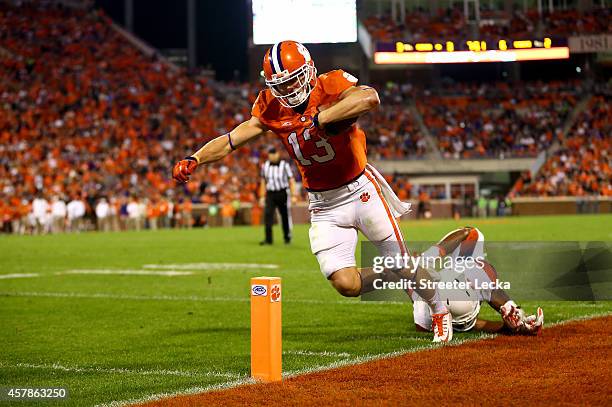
[220, 198, 237, 228]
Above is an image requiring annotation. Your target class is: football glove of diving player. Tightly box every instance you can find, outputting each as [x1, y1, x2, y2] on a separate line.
[518, 307, 544, 335]
[500, 300, 525, 332]
[173, 156, 198, 183]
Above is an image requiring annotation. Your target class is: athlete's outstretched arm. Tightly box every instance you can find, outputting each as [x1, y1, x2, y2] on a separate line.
[317, 86, 380, 127]
[191, 116, 267, 165]
[472, 318, 507, 333]
[173, 116, 267, 183]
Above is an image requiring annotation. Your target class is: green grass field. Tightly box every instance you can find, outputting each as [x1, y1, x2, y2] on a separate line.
[1, 215, 611, 406]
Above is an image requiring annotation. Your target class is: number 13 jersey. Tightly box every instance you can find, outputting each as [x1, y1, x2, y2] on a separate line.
[251, 70, 367, 192]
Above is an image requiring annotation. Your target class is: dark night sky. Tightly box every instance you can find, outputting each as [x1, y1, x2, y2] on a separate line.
[94, 0, 248, 80]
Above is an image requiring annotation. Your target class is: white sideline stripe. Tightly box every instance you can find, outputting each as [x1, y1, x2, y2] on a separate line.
[0, 362, 241, 379]
[349, 335, 432, 342]
[142, 263, 279, 270]
[0, 291, 246, 302]
[0, 273, 40, 279]
[58, 270, 195, 276]
[100, 311, 611, 407]
[95, 377, 256, 407]
[0, 291, 405, 306]
[284, 350, 352, 358]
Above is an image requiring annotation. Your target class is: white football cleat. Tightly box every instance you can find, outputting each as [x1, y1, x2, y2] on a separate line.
[432, 312, 453, 343]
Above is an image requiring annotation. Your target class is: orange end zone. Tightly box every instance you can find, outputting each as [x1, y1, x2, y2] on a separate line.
[141, 315, 612, 406]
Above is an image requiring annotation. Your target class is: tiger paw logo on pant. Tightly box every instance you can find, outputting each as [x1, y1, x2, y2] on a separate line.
[360, 192, 370, 203]
[270, 284, 281, 302]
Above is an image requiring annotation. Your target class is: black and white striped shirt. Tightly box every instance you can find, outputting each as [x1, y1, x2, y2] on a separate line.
[261, 160, 293, 192]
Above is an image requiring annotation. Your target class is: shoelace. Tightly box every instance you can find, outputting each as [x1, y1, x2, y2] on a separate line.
[432, 315, 446, 337]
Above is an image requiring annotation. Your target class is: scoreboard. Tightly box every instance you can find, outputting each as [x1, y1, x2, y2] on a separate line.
[374, 37, 570, 64]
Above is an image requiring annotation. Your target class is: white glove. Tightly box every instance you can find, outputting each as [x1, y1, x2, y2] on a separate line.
[500, 300, 525, 332]
[519, 307, 544, 335]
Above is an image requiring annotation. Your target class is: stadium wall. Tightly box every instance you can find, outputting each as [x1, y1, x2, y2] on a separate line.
[370, 158, 536, 174]
[191, 197, 610, 226]
[511, 197, 611, 216]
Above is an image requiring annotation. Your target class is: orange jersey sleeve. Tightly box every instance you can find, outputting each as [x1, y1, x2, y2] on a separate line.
[251, 91, 267, 119]
[251, 90, 281, 126]
[318, 69, 359, 100]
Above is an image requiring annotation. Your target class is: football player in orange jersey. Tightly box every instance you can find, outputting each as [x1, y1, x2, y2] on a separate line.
[173, 40, 452, 342]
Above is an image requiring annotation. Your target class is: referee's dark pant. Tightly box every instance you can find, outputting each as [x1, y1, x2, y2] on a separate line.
[264, 189, 291, 244]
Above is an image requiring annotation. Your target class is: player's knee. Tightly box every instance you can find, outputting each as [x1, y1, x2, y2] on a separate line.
[329, 268, 360, 297]
[334, 285, 360, 297]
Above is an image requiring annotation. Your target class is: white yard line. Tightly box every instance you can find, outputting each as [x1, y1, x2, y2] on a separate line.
[0, 362, 241, 379]
[142, 263, 279, 270]
[283, 350, 352, 358]
[0, 291, 247, 302]
[57, 270, 195, 276]
[95, 377, 256, 407]
[100, 311, 611, 407]
[0, 291, 404, 306]
[0, 273, 40, 279]
[347, 335, 433, 342]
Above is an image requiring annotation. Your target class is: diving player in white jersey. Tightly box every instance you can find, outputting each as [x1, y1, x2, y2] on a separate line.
[412, 227, 544, 335]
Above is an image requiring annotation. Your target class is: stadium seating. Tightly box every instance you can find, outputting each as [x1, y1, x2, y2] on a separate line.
[0, 2, 277, 232]
[0, 3, 609, 234]
[415, 81, 580, 159]
[511, 95, 611, 197]
[362, 6, 467, 43]
[360, 82, 427, 159]
[524, 8, 611, 36]
[363, 6, 611, 42]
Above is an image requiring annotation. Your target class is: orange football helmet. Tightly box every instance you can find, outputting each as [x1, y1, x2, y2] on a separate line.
[262, 40, 317, 108]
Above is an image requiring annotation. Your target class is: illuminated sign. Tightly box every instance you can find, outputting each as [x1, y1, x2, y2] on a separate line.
[373, 37, 570, 64]
[375, 48, 570, 64]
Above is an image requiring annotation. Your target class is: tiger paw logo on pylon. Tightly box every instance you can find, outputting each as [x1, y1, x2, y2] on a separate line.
[360, 192, 370, 203]
[270, 284, 281, 302]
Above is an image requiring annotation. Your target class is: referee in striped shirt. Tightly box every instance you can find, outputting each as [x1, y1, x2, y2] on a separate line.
[259, 147, 296, 245]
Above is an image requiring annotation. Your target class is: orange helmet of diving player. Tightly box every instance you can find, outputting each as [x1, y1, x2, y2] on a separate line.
[262, 40, 317, 108]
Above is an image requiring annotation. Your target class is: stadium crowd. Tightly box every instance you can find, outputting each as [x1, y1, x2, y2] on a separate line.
[0, 3, 609, 234]
[363, 5, 611, 43]
[0, 2, 428, 234]
[361, 82, 428, 159]
[362, 6, 467, 43]
[523, 7, 611, 36]
[0, 3, 279, 233]
[511, 95, 611, 197]
[416, 80, 581, 159]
